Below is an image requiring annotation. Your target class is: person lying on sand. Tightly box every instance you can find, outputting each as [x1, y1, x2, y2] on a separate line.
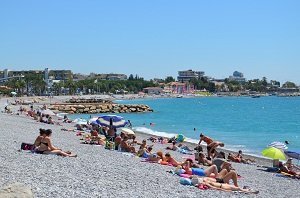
[183, 161, 239, 187]
[166, 141, 193, 152]
[228, 150, 255, 164]
[165, 153, 182, 166]
[35, 129, 77, 157]
[190, 176, 259, 194]
[279, 161, 300, 178]
[120, 135, 136, 153]
[147, 151, 165, 162]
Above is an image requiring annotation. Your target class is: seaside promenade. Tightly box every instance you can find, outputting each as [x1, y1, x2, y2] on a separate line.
[0, 96, 299, 197]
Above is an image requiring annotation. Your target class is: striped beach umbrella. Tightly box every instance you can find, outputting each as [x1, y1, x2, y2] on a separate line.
[268, 142, 288, 150]
[96, 115, 127, 128]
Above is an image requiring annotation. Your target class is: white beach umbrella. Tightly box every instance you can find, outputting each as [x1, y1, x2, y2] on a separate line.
[268, 141, 288, 150]
[121, 128, 135, 135]
[41, 109, 55, 116]
[75, 119, 88, 125]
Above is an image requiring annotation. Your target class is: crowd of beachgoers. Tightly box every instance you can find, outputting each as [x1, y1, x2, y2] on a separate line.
[1, 96, 300, 197]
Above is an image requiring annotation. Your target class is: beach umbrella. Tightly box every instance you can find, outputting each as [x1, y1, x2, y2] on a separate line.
[176, 134, 186, 142]
[284, 150, 300, 160]
[96, 115, 127, 128]
[261, 147, 286, 160]
[75, 119, 88, 125]
[268, 141, 288, 150]
[121, 128, 135, 135]
[41, 109, 55, 116]
[89, 117, 99, 125]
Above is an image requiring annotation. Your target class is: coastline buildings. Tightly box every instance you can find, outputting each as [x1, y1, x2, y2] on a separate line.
[177, 69, 205, 82]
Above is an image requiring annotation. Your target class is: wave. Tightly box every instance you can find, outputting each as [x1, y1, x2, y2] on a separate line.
[133, 127, 178, 139]
[133, 126, 256, 154]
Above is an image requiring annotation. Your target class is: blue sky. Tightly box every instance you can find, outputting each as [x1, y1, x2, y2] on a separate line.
[0, 0, 300, 83]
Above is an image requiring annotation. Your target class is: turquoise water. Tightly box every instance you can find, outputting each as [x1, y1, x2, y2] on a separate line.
[70, 97, 300, 155]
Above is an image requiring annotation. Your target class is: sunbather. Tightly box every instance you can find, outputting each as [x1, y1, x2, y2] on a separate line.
[197, 152, 213, 166]
[191, 176, 259, 194]
[35, 129, 77, 157]
[34, 128, 46, 147]
[120, 135, 136, 153]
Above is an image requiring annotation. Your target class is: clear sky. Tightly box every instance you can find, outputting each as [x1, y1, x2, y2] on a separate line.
[0, 0, 299, 83]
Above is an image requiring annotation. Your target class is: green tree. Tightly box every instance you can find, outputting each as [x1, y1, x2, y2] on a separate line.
[282, 81, 297, 88]
[165, 76, 175, 83]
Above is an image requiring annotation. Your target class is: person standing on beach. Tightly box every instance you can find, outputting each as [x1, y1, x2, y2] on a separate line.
[198, 133, 214, 159]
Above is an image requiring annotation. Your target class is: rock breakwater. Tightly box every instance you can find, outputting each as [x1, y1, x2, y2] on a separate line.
[49, 103, 153, 114]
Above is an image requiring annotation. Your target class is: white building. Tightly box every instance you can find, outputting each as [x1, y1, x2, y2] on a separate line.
[177, 69, 205, 82]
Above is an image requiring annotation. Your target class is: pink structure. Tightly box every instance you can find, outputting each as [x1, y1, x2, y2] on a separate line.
[165, 82, 194, 94]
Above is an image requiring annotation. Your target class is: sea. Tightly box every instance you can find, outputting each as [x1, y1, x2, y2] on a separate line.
[69, 96, 300, 156]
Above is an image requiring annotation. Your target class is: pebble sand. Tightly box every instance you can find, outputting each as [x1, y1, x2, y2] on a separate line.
[0, 100, 299, 197]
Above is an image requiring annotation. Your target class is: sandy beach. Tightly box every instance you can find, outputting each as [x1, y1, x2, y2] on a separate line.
[0, 96, 299, 197]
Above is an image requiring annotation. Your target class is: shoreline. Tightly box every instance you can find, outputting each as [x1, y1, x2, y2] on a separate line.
[133, 129, 272, 167]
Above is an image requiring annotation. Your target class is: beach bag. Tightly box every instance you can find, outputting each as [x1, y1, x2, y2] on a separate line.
[21, 142, 35, 151]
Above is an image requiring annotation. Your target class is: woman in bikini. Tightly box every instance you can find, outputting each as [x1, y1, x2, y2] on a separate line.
[191, 176, 259, 194]
[36, 129, 77, 157]
[34, 128, 46, 147]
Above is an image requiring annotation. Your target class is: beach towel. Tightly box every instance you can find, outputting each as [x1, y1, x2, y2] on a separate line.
[21, 143, 35, 151]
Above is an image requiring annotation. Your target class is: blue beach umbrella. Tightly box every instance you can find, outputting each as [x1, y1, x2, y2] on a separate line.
[96, 115, 127, 128]
[284, 150, 300, 160]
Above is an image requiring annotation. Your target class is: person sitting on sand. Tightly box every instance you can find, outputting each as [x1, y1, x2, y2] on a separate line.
[120, 135, 136, 153]
[35, 129, 77, 157]
[197, 152, 213, 166]
[34, 128, 46, 147]
[231, 150, 256, 164]
[207, 141, 224, 160]
[107, 126, 117, 141]
[137, 146, 153, 158]
[198, 133, 214, 157]
[213, 152, 233, 172]
[137, 139, 153, 150]
[115, 132, 125, 150]
[190, 176, 259, 194]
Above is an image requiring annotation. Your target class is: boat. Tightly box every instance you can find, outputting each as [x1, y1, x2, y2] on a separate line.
[176, 95, 183, 98]
[251, 95, 260, 98]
